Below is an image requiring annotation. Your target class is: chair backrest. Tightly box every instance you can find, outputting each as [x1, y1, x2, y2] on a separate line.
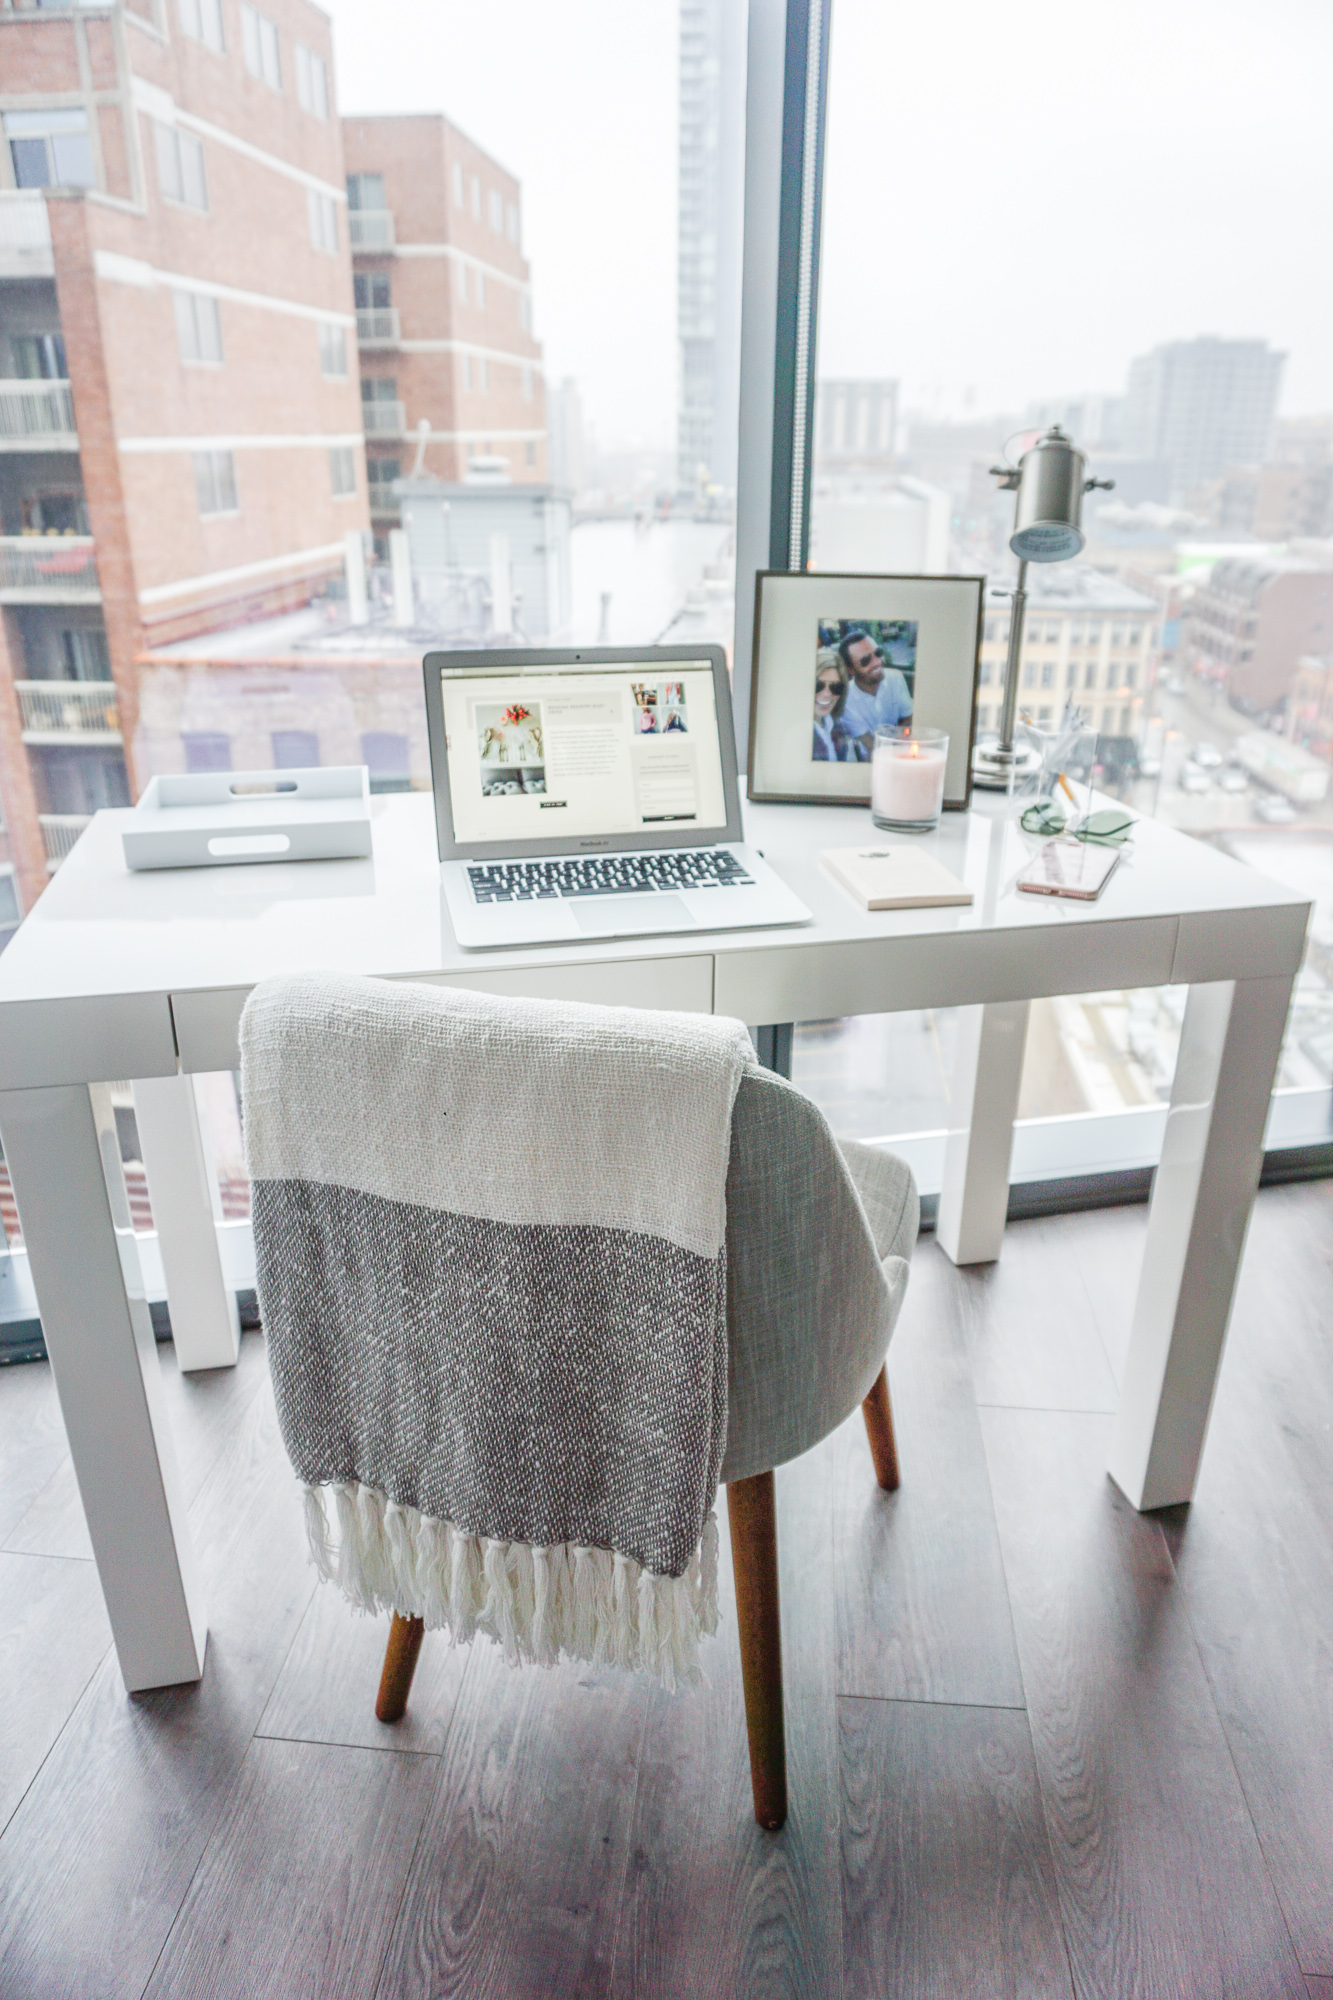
[721, 1067, 900, 1483]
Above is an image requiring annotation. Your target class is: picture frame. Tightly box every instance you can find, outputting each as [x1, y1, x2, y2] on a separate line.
[747, 570, 984, 809]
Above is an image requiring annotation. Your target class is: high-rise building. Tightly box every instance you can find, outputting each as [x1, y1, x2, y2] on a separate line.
[342, 113, 547, 548]
[676, 0, 744, 494]
[0, 0, 366, 913]
[1122, 337, 1285, 503]
[816, 380, 899, 464]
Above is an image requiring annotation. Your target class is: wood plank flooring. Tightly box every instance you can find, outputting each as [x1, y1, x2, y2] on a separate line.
[1, 1183, 1332, 1996]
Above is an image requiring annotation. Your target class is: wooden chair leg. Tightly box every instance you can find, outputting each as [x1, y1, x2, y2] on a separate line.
[862, 1363, 900, 1491]
[375, 1612, 425, 1723]
[727, 1469, 787, 1831]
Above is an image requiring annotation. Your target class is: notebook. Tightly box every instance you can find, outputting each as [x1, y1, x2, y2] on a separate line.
[820, 845, 974, 911]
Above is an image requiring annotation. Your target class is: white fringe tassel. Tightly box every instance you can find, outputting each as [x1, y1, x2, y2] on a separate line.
[301, 1482, 721, 1691]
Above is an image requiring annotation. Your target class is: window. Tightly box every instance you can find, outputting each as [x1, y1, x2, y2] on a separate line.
[462, 355, 473, 393]
[318, 322, 347, 377]
[354, 273, 392, 310]
[12, 333, 66, 380]
[507, 202, 519, 243]
[183, 731, 231, 773]
[241, 3, 282, 89]
[178, 0, 224, 54]
[155, 122, 208, 210]
[329, 445, 357, 497]
[308, 188, 338, 254]
[480, 358, 490, 393]
[194, 450, 237, 516]
[1084, 661, 1098, 690]
[1125, 662, 1137, 689]
[458, 262, 469, 304]
[488, 188, 503, 231]
[173, 290, 223, 364]
[5, 110, 94, 190]
[296, 44, 328, 119]
[346, 172, 385, 211]
[272, 729, 319, 768]
[525, 441, 536, 467]
[1022, 662, 1035, 688]
[470, 174, 481, 219]
[1041, 661, 1055, 688]
[452, 162, 464, 207]
[62, 628, 110, 681]
[475, 271, 485, 308]
[361, 377, 398, 403]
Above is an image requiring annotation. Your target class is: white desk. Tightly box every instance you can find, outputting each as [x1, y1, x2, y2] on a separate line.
[0, 792, 1310, 1692]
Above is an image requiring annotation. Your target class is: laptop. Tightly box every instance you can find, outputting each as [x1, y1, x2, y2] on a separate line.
[424, 644, 812, 949]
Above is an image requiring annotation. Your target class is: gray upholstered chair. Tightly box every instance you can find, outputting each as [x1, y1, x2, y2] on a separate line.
[376, 1060, 918, 1832]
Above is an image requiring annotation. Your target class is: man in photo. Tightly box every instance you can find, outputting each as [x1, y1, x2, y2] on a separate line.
[837, 627, 913, 749]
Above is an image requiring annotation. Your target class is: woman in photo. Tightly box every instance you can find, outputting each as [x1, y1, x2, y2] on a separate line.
[812, 647, 865, 761]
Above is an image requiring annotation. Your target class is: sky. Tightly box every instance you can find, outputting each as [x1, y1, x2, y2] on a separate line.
[323, 0, 1333, 447]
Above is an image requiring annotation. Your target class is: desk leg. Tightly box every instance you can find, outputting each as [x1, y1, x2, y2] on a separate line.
[936, 1000, 1030, 1266]
[133, 1074, 240, 1373]
[0, 1083, 207, 1692]
[1108, 975, 1292, 1512]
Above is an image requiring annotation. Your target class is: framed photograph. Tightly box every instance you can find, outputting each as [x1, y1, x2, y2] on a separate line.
[747, 570, 984, 809]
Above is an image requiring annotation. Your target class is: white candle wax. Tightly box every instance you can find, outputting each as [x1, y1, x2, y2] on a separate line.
[872, 741, 947, 823]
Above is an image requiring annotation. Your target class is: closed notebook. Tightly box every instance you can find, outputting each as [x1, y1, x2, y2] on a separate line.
[820, 845, 974, 911]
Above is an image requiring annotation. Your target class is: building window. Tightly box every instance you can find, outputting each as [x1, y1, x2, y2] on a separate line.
[354, 273, 391, 311]
[521, 365, 533, 400]
[183, 731, 231, 773]
[318, 322, 347, 377]
[480, 358, 490, 393]
[155, 122, 208, 210]
[462, 355, 473, 393]
[471, 174, 481, 219]
[272, 729, 319, 768]
[362, 377, 399, 404]
[173, 290, 223, 365]
[525, 440, 536, 468]
[458, 262, 469, 303]
[1084, 661, 1098, 690]
[507, 202, 519, 243]
[1125, 662, 1137, 689]
[452, 162, 464, 207]
[194, 449, 238, 517]
[488, 188, 503, 231]
[1041, 661, 1055, 688]
[62, 628, 110, 681]
[329, 445, 357, 497]
[296, 44, 328, 118]
[22, 492, 87, 535]
[241, 2, 282, 89]
[1120, 705, 1134, 735]
[178, 0, 225, 52]
[12, 333, 66, 380]
[308, 188, 338, 254]
[1022, 662, 1036, 689]
[475, 271, 486, 308]
[6, 110, 95, 190]
[346, 172, 385, 211]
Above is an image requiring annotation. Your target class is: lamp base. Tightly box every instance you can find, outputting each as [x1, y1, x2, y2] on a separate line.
[971, 738, 1043, 791]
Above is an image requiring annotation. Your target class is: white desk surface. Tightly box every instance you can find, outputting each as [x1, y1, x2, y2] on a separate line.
[0, 791, 1310, 1090]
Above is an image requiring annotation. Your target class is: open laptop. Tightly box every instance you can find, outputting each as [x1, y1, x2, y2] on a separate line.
[424, 644, 812, 949]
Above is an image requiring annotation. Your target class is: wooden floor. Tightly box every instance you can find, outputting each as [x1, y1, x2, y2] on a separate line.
[2, 1184, 1332, 1998]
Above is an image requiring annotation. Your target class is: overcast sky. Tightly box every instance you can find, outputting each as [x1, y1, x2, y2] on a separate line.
[324, 0, 1333, 445]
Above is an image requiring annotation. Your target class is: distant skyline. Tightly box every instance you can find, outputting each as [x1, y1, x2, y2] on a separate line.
[324, 0, 1333, 455]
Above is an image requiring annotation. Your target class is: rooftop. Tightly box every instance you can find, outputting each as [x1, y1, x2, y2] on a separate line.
[984, 566, 1156, 613]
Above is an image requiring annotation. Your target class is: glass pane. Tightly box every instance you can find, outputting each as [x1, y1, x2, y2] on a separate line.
[803, 0, 1333, 1165]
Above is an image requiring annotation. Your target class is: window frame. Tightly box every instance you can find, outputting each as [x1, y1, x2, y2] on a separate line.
[193, 448, 238, 518]
[240, 2, 282, 91]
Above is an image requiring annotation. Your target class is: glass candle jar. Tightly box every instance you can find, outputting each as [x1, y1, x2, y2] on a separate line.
[871, 727, 949, 831]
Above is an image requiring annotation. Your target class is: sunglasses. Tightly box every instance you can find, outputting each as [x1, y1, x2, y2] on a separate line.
[815, 676, 842, 694]
[1020, 803, 1135, 846]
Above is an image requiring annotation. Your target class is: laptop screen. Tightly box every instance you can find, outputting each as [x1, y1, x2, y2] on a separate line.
[436, 657, 731, 847]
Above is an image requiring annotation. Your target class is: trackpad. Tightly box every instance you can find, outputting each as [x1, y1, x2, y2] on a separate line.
[570, 893, 693, 933]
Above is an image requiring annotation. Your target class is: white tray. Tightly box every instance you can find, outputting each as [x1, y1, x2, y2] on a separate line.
[122, 767, 373, 871]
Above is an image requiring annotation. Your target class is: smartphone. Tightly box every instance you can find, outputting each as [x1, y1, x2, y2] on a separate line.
[1017, 835, 1121, 901]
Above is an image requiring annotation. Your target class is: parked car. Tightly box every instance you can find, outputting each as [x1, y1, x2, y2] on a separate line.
[1254, 792, 1298, 825]
[1139, 755, 1162, 780]
[1190, 741, 1223, 769]
[1179, 765, 1212, 794]
[1216, 766, 1248, 794]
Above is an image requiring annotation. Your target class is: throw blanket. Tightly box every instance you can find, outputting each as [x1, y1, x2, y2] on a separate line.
[240, 970, 754, 1687]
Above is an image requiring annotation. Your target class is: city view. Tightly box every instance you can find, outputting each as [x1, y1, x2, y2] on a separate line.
[0, 0, 1330, 1182]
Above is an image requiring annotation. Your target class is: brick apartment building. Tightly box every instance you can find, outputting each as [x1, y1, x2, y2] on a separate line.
[1183, 557, 1333, 715]
[341, 112, 547, 546]
[976, 569, 1158, 742]
[0, 0, 368, 914]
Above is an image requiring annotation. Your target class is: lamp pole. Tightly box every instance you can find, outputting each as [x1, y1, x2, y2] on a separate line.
[995, 557, 1028, 760]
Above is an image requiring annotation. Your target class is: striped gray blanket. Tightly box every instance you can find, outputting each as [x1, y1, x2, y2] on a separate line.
[240, 970, 754, 1686]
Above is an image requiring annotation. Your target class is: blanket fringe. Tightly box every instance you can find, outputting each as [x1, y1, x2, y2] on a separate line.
[301, 1482, 718, 1690]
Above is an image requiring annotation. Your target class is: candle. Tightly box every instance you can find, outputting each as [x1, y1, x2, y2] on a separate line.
[871, 728, 949, 830]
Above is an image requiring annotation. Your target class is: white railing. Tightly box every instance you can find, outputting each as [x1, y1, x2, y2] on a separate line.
[349, 210, 395, 251]
[0, 193, 53, 269]
[38, 814, 92, 869]
[0, 380, 76, 443]
[0, 536, 99, 599]
[367, 477, 400, 513]
[356, 307, 400, 344]
[16, 680, 120, 740]
[362, 401, 406, 437]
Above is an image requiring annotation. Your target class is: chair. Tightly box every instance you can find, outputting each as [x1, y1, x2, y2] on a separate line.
[372, 1060, 918, 1831]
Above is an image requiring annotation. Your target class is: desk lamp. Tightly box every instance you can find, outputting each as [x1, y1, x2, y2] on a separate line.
[972, 425, 1113, 790]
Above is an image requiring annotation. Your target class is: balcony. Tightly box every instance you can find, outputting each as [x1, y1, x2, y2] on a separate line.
[0, 193, 54, 279]
[349, 210, 395, 252]
[367, 476, 400, 515]
[361, 401, 406, 438]
[356, 307, 401, 345]
[37, 813, 91, 871]
[0, 536, 99, 603]
[0, 380, 77, 451]
[16, 680, 121, 745]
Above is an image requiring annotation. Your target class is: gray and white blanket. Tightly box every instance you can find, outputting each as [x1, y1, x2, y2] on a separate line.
[240, 970, 755, 1686]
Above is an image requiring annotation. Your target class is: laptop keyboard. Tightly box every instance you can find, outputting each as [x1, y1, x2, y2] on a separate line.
[467, 848, 755, 903]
